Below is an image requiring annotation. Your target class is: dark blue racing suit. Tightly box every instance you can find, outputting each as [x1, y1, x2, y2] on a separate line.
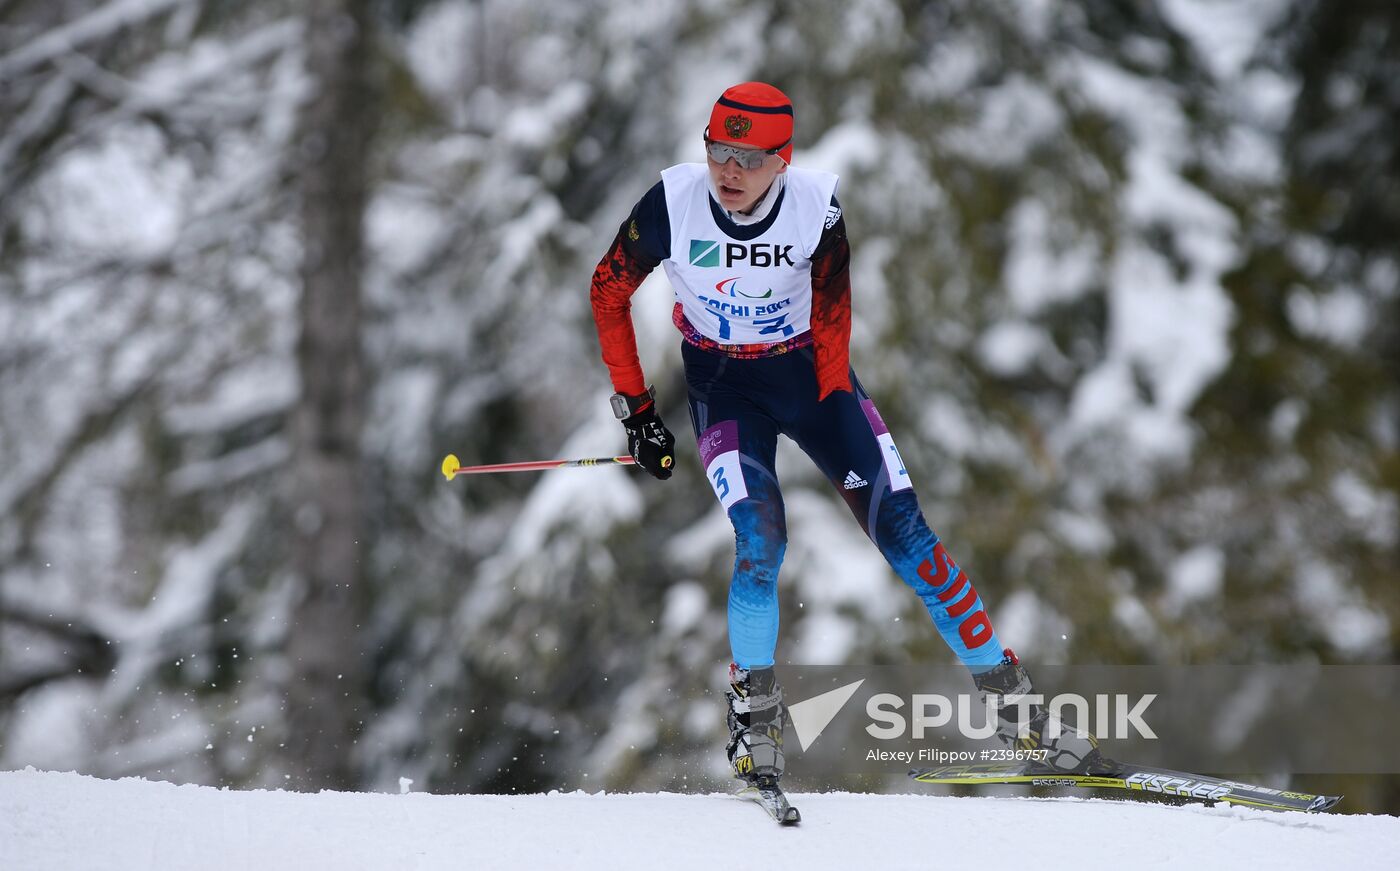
[591, 177, 1005, 674]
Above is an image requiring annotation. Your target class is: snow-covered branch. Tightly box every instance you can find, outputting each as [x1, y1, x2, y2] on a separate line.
[0, 0, 200, 80]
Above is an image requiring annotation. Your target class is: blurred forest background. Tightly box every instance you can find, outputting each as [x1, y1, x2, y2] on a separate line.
[1, 0, 1396, 812]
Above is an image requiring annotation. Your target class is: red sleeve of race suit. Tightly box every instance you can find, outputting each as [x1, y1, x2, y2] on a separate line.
[810, 208, 853, 400]
[589, 228, 655, 397]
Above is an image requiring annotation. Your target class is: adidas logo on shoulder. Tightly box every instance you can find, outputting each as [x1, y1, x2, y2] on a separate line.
[842, 471, 867, 490]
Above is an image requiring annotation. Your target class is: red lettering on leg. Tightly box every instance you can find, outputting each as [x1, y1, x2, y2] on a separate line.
[959, 610, 994, 649]
[936, 573, 968, 603]
[917, 541, 998, 652]
[946, 586, 979, 619]
[916, 542, 954, 587]
[920, 543, 973, 604]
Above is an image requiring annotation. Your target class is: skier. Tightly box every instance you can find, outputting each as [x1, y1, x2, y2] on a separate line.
[589, 82, 1105, 809]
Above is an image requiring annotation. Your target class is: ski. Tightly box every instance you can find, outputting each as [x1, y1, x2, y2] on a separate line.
[908, 761, 1342, 813]
[736, 779, 801, 825]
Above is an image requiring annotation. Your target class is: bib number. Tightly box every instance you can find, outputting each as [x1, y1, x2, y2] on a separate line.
[706, 312, 794, 341]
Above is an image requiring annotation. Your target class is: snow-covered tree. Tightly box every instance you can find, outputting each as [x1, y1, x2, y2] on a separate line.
[1, 0, 1395, 810]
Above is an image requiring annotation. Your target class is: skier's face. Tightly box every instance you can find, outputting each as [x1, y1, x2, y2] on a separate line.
[706, 138, 788, 214]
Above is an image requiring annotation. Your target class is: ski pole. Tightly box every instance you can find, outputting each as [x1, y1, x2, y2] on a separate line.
[440, 453, 639, 480]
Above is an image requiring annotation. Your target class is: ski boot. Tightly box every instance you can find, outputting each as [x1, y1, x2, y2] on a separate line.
[725, 662, 787, 782]
[725, 662, 800, 823]
[972, 648, 1117, 775]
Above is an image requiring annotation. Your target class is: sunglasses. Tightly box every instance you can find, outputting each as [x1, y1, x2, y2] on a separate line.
[704, 135, 785, 170]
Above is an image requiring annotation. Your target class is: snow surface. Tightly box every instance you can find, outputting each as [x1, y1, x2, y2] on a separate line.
[2, 768, 1398, 871]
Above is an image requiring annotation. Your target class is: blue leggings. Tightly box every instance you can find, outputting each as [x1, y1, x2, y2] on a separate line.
[683, 340, 1004, 674]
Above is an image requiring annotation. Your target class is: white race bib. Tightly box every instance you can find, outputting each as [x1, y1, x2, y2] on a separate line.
[660, 163, 839, 345]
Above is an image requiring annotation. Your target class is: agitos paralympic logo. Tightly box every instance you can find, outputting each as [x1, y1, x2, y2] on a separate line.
[714, 277, 773, 299]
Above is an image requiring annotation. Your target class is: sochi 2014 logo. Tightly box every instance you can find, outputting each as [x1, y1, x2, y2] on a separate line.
[724, 114, 753, 139]
[699, 429, 725, 457]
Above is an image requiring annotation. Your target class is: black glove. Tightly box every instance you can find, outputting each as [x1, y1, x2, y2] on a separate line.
[623, 404, 676, 480]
